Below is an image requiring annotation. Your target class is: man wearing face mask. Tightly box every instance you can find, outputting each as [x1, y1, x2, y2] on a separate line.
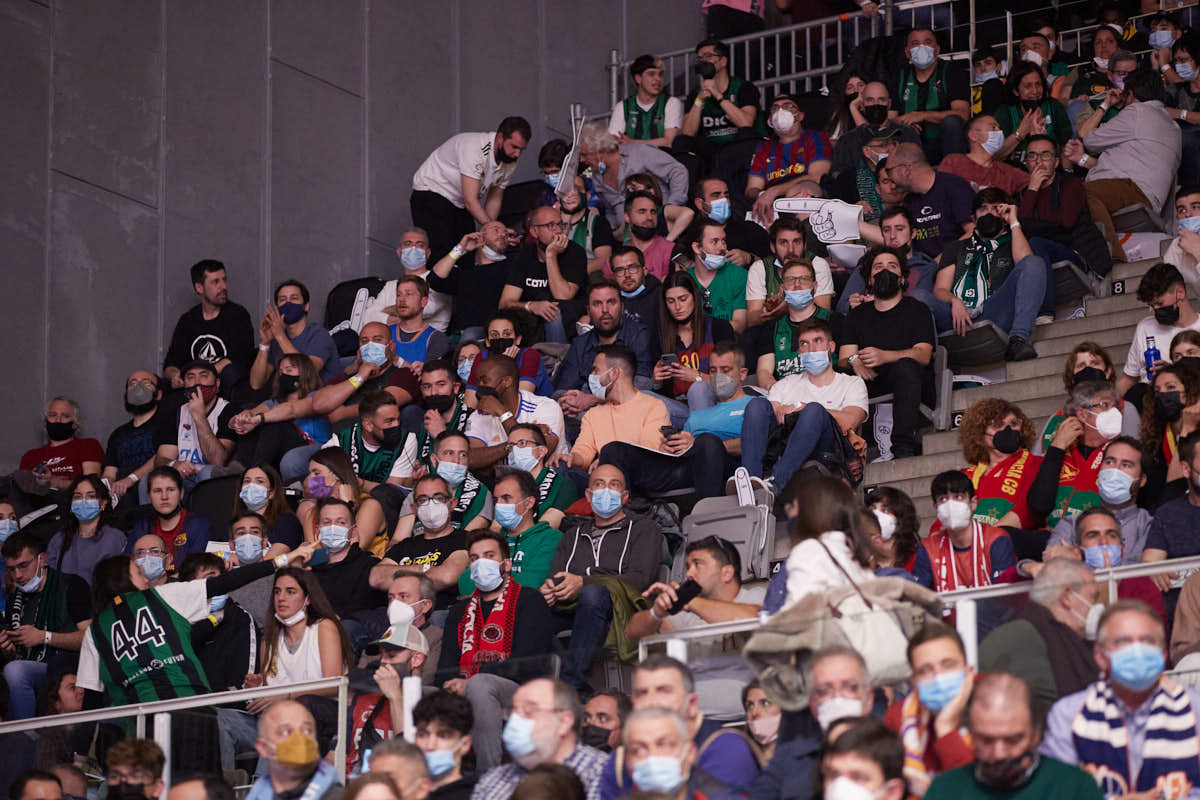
[923, 471, 1016, 592]
[323, 391, 407, 493]
[832, 82, 920, 178]
[819, 719, 909, 800]
[608, 246, 663, 334]
[584, 691, 631, 753]
[385, 475, 472, 614]
[1041, 600, 1199, 800]
[840, 246, 935, 460]
[926, 673, 1100, 800]
[105, 739, 167, 800]
[939, 116, 1032, 196]
[1117, 263, 1200, 402]
[620, 707, 743, 799]
[685, 218, 748, 332]
[747, 215, 836, 327]
[1048, 436, 1152, 561]
[392, 361, 474, 487]
[428, 224, 517, 342]
[1063, 508, 1164, 619]
[102, 371, 162, 509]
[252, 700, 345, 800]
[457, 471, 560, 594]
[437, 531, 555, 772]
[0, 531, 91, 720]
[412, 691, 476, 799]
[151, 360, 237, 495]
[556, 281, 654, 409]
[980, 558, 1102, 707]
[465, 356, 566, 471]
[690, 177, 767, 267]
[830, 123, 904, 223]
[557, 173, 615, 276]
[753, 259, 841, 389]
[1027, 381, 1124, 527]
[365, 228, 452, 334]
[250, 279, 339, 390]
[745, 93, 832, 226]
[225, 512, 280, 630]
[502, 425, 577, 529]
[890, 28, 971, 163]
[539, 464, 662, 688]
[1165, 187, 1200, 293]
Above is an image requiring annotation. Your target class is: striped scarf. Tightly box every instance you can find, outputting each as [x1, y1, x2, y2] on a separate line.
[1071, 679, 1200, 800]
[899, 688, 972, 797]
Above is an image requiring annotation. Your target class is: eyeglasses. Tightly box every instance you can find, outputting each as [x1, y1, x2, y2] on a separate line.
[781, 276, 815, 288]
[611, 264, 643, 275]
[532, 221, 567, 231]
[415, 494, 451, 507]
[133, 547, 168, 558]
[508, 440, 539, 449]
[811, 681, 865, 702]
[1025, 151, 1057, 162]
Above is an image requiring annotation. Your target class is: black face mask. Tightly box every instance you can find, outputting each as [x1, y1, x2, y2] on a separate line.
[475, 385, 499, 400]
[1020, 97, 1042, 111]
[124, 382, 157, 415]
[844, 91, 859, 105]
[424, 393, 455, 413]
[277, 373, 300, 396]
[1155, 303, 1182, 326]
[1176, 356, 1200, 372]
[580, 724, 613, 751]
[379, 425, 405, 448]
[155, 503, 181, 520]
[108, 782, 153, 800]
[489, 337, 515, 352]
[992, 427, 1022, 455]
[630, 223, 658, 241]
[695, 60, 716, 80]
[1073, 366, 1109, 385]
[495, 144, 519, 164]
[974, 213, 1005, 240]
[45, 420, 75, 441]
[862, 104, 889, 126]
[870, 269, 903, 299]
[1156, 390, 1185, 422]
[974, 751, 1039, 790]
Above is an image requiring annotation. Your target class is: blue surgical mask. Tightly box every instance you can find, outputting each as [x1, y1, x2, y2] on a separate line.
[708, 197, 731, 223]
[545, 172, 561, 188]
[620, 285, 646, 299]
[588, 370, 609, 399]
[425, 747, 458, 777]
[493, 503, 523, 530]
[0, 519, 17, 543]
[1108, 642, 1164, 691]
[910, 44, 936, 69]
[19, 570, 44, 593]
[632, 755, 686, 793]
[784, 289, 813, 309]
[400, 247, 427, 270]
[360, 341, 388, 367]
[982, 129, 1005, 156]
[702, 251, 725, 270]
[917, 669, 966, 712]
[800, 350, 831, 375]
[590, 487, 623, 517]
[209, 594, 228, 613]
[470, 557, 504, 592]
[508, 446, 540, 472]
[1096, 468, 1134, 504]
[136, 555, 166, 582]
[436, 459, 467, 487]
[319, 524, 350, 552]
[1177, 62, 1198, 81]
[457, 358, 474, 382]
[239, 483, 270, 511]
[235, 533, 264, 564]
[977, 70, 998, 83]
[596, 160, 607, 176]
[502, 713, 538, 757]
[71, 498, 101, 522]
[1084, 544, 1123, 569]
[1150, 29, 1175, 50]
[1179, 216, 1200, 234]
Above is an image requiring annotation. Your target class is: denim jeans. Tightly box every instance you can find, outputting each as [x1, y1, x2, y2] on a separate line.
[550, 583, 614, 689]
[920, 114, 968, 164]
[217, 707, 267, 775]
[543, 315, 568, 344]
[740, 397, 840, 487]
[915, 254, 1047, 340]
[3, 659, 47, 720]
[280, 443, 322, 483]
[1182, 126, 1200, 187]
[599, 433, 733, 500]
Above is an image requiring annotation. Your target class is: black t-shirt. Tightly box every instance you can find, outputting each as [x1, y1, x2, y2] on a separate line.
[505, 242, 589, 303]
[269, 513, 304, 550]
[103, 410, 160, 477]
[5, 571, 92, 660]
[311, 544, 385, 617]
[903, 171, 975, 259]
[436, 586, 555, 682]
[425, 254, 511, 333]
[385, 528, 468, 610]
[622, 276, 663, 347]
[890, 60, 970, 113]
[164, 302, 256, 371]
[843, 296, 936, 354]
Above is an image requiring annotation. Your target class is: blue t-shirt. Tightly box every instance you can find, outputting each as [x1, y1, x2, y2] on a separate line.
[1145, 496, 1200, 558]
[268, 322, 340, 381]
[684, 396, 754, 441]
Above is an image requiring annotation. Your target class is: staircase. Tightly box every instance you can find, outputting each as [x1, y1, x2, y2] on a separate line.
[864, 258, 1157, 532]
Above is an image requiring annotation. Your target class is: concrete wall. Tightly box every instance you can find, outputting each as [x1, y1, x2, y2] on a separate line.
[0, 0, 701, 468]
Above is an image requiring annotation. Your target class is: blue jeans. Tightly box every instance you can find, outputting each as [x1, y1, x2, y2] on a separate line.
[217, 707, 267, 775]
[3, 659, 47, 720]
[916, 254, 1047, 340]
[551, 583, 614, 689]
[1029, 237, 1081, 315]
[740, 398, 840, 488]
[542, 315, 568, 344]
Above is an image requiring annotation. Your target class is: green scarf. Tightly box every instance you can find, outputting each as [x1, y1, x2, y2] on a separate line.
[899, 63, 944, 137]
[416, 398, 470, 467]
[854, 162, 883, 220]
[952, 232, 1012, 314]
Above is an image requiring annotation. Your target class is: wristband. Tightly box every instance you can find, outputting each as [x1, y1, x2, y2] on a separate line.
[449, 244, 466, 261]
[1099, 101, 1110, 111]
[848, 353, 860, 364]
[44, 630, 52, 646]
[1078, 153, 1090, 167]
[1009, 221, 1021, 229]
[524, 302, 532, 312]
[207, 614, 219, 626]
[128, 473, 140, 483]
[649, 606, 665, 621]
[258, 344, 270, 351]
[348, 375, 364, 389]
[1162, 63, 1173, 73]
[275, 554, 289, 568]
[498, 412, 515, 424]
[1182, 108, 1190, 121]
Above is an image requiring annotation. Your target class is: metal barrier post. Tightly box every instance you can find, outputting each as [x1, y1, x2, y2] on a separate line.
[401, 675, 422, 743]
[666, 638, 688, 663]
[136, 713, 146, 739]
[955, 599, 978, 669]
[608, 48, 620, 110]
[1005, 11, 1014, 72]
[153, 712, 171, 798]
[336, 678, 349, 781]
[968, 0, 976, 56]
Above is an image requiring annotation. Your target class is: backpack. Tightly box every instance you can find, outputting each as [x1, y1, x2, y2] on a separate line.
[762, 409, 864, 487]
[672, 491, 776, 583]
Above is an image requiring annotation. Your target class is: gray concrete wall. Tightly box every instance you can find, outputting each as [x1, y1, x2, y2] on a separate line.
[0, 0, 700, 469]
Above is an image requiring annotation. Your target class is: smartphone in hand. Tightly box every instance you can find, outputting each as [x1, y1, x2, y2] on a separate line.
[668, 578, 703, 615]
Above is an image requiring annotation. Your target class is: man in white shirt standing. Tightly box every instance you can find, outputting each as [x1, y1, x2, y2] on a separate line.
[410, 117, 532, 261]
[740, 318, 868, 489]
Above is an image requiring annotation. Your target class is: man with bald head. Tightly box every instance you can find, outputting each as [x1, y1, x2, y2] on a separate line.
[464, 354, 566, 472]
[253, 700, 344, 800]
[427, 222, 516, 341]
[499, 205, 588, 343]
[831, 82, 921, 177]
[887, 142, 975, 259]
[103, 369, 163, 506]
[926, 673, 1101, 799]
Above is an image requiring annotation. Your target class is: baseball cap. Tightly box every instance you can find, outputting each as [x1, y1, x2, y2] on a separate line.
[864, 124, 902, 142]
[769, 92, 802, 108]
[181, 359, 218, 378]
[375, 621, 429, 655]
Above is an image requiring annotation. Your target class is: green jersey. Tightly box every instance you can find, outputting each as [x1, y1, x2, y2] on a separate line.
[688, 262, 747, 324]
[336, 422, 406, 484]
[458, 521, 563, 595]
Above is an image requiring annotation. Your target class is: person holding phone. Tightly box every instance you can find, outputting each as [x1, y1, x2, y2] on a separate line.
[652, 272, 732, 429]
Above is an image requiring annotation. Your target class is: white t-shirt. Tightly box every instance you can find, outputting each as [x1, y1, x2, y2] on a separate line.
[607, 96, 685, 136]
[464, 391, 568, 456]
[1122, 314, 1200, 382]
[176, 398, 230, 465]
[77, 581, 211, 691]
[362, 275, 453, 333]
[767, 370, 868, 413]
[746, 256, 835, 302]
[1164, 237, 1200, 297]
[389, 432, 420, 479]
[411, 131, 516, 209]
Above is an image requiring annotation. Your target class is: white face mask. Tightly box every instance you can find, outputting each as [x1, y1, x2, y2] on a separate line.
[936, 499, 973, 530]
[1094, 56, 1109, 70]
[816, 696, 866, 731]
[1021, 50, 1044, 67]
[873, 509, 897, 541]
[388, 598, 416, 626]
[769, 108, 796, 133]
[275, 608, 307, 627]
[825, 776, 883, 800]
[416, 499, 450, 531]
[1091, 407, 1123, 440]
[1068, 591, 1105, 640]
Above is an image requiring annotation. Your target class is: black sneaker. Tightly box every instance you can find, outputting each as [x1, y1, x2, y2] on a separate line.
[1005, 336, 1037, 362]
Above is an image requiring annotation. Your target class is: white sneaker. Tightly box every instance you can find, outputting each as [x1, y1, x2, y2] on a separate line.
[1035, 314, 1055, 326]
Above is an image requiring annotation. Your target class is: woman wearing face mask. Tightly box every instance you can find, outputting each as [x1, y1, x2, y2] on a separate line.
[232, 464, 303, 552]
[1138, 362, 1200, 508]
[653, 272, 733, 420]
[1039, 343, 1139, 453]
[462, 312, 553, 397]
[993, 62, 1071, 166]
[1172, 329, 1200, 364]
[1166, 37, 1200, 186]
[454, 340, 483, 387]
[297, 448, 386, 554]
[825, 73, 869, 143]
[46, 475, 126, 587]
[218, 567, 353, 775]
[742, 679, 782, 765]
[752, 259, 842, 390]
[956, 399, 1044, 531]
[232, 354, 331, 482]
[866, 486, 931, 588]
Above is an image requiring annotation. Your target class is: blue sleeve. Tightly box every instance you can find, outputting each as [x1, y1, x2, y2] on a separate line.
[989, 534, 1016, 581]
[598, 753, 621, 800]
[631, 324, 653, 378]
[186, 517, 213, 557]
[1145, 513, 1168, 553]
[697, 731, 760, 790]
[313, 329, 339, 378]
[555, 338, 586, 393]
[763, 565, 788, 615]
[912, 544, 934, 589]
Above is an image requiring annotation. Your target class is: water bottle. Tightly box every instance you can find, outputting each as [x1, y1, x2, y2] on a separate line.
[1145, 336, 1161, 375]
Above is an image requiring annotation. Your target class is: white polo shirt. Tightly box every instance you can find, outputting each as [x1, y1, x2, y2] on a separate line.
[464, 391, 568, 456]
[411, 131, 516, 209]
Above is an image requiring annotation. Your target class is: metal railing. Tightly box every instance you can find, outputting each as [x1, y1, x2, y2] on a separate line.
[0, 676, 350, 788]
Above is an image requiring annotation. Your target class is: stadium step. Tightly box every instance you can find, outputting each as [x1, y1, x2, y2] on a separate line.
[1032, 306, 1146, 342]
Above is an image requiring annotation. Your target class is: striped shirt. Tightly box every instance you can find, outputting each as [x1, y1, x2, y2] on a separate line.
[749, 131, 831, 187]
[470, 744, 608, 800]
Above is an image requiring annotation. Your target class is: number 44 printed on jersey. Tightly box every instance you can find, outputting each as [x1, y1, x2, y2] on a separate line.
[111, 606, 167, 661]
